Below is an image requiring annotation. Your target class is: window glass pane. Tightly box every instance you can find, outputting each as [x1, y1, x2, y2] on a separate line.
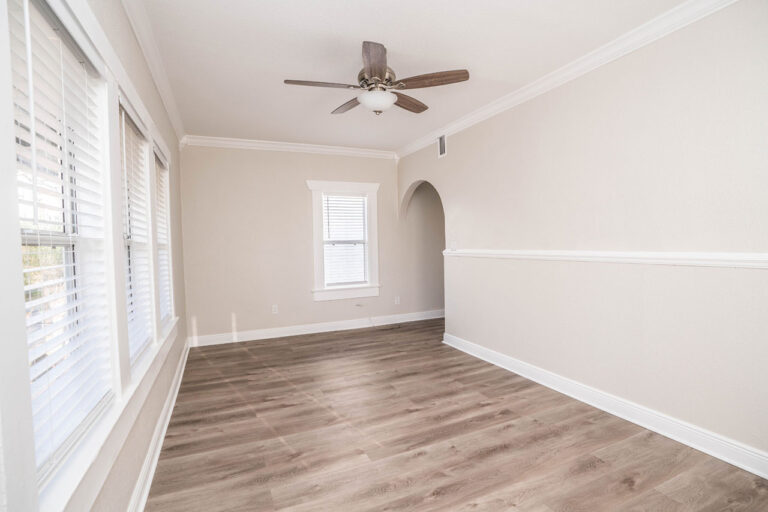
[155, 158, 172, 323]
[10, 0, 112, 477]
[322, 194, 368, 285]
[120, 109, 153, 363]
[323, 195, 366, 241]
[324, 243, 366, 285]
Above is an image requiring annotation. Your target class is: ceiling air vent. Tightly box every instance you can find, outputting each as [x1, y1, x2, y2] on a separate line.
[437, 135, 447, 158]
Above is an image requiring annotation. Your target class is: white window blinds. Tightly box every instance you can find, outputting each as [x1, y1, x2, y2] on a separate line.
[120, 109, 153, 364]
[9, 0, 113, 476]
[322, 195, 368, 286]
[155, 156, 173, 324]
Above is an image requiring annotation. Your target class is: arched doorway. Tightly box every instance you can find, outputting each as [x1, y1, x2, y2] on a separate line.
[401, 181, 446, 312]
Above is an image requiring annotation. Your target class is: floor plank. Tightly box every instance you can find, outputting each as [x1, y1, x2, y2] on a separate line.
[146, 319, 768, 511]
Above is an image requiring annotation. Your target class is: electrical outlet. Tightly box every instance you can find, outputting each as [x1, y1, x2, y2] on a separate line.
[394, 296, 400, 305]
[271, 304, 279, 314]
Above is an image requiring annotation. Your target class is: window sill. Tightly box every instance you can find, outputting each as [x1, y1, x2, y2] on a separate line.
[38, 316, 180, 512]
[312, 284, 380, 302]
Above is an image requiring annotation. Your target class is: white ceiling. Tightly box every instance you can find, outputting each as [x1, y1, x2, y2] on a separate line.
[140, 0, 685, 151]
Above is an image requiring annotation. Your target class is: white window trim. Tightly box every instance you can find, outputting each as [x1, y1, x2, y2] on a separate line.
[0, 0, 180, 509]
[307, 180, 380, 301]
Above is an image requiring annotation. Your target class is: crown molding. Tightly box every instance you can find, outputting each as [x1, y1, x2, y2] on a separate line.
[121, 0, 185, 141]
[443, 249, 768, 269]
[122, 0, 737, 157]
[397, 0, 740, 158]
[180, 135, 398, 160]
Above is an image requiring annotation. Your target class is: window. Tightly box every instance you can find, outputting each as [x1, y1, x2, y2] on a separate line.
[307, 181, 379, 301]
[323, 195, 367, 286]
[120, 108, 153, 365]
[154, 155, 173, 326]
[10, 0, 113, 478]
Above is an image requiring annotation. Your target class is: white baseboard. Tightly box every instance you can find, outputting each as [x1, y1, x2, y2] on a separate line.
[443, 332, 768, 479]
[127, 339, 190, 512]
[369, 310, 445, 326]
[189, 309, 445, 347]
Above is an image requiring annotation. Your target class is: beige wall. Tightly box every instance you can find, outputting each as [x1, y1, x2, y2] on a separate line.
[67, 0, 188, 510]
[180, 146, 445, 338]
[402, 182, 446, 310]
[399, 0, 768, 452]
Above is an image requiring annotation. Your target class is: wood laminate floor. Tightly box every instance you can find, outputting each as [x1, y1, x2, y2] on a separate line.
[146, 319, 767, 511]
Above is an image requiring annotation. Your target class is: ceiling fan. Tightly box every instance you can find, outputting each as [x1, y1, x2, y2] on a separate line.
[284, 41, 469, 115]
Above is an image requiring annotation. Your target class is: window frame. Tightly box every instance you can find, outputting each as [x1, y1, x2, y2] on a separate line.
[119, 106, 155, 367]
[0, 0, 181, 507]
[10, 0, 118, 484]
[307, 180, 380, 301]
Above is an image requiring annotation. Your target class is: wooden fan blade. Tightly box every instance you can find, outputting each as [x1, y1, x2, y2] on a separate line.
[284, 80, 360, 89]
[397, 70, 469, 89]
[332, 97, 360, 114]
[362, 41, 387, 81]
[393, 92, 428, 113]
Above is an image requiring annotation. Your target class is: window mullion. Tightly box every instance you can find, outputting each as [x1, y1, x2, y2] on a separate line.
[103, 73, 130, 394]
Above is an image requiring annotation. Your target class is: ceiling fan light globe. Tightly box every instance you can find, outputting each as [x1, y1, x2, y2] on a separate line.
[357, 90, 397, 112]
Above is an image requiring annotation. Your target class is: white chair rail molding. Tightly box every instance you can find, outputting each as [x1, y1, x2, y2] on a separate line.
[442, 248, 768, 269]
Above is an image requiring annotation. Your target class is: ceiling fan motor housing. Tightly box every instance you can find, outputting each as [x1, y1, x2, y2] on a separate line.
[358, 67, 397, 89]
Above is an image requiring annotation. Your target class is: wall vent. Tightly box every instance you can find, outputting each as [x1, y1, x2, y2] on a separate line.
[437, 135, 447, 158]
